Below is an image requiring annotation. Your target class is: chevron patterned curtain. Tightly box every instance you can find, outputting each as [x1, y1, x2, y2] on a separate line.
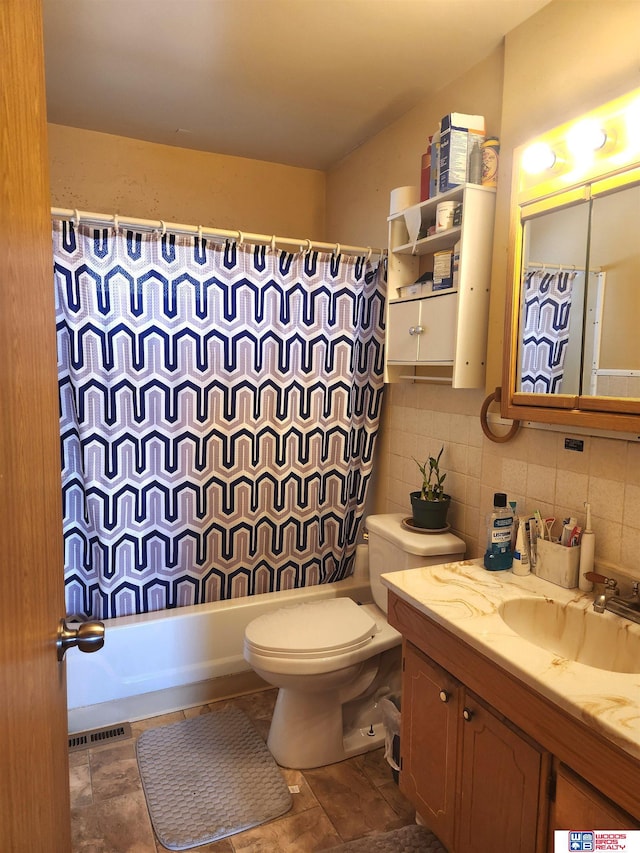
[520, 270, 577, 394]
[54, 221, 385, 620]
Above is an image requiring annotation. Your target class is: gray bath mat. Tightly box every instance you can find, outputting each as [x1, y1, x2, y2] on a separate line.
[136, 707, 292, 851]
[325, 823, 447, 852]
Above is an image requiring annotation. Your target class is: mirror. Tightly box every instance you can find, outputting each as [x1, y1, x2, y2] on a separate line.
[503, 86, 640, 432]
[518, 200, 590, 397]
[588, 183, 640, 398]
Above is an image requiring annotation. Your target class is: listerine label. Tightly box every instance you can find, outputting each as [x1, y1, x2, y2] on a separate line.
[491, 516, 513, 547]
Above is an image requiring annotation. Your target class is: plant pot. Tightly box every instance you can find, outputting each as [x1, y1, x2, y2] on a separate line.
[410, 491, 451, 530]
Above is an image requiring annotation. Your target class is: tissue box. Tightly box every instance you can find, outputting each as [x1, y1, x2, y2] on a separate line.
[439, 113, 485, 192]
[533, 538, 580, 589]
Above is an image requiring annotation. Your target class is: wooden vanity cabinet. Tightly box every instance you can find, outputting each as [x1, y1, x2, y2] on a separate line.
[401, 639, 548, 852]
[388, 590, 640, 852]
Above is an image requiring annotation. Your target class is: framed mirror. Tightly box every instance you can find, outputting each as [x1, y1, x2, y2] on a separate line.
[502, 87, 640, 432]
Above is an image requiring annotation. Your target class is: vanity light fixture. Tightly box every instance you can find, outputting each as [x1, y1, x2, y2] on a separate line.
[521, 141, 556, 175]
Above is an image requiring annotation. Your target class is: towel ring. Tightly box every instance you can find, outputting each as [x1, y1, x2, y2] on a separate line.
[480, 388, 520, 444]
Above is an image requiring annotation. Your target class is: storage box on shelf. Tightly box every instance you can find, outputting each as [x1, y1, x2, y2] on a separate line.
[386, 183, 496, 387]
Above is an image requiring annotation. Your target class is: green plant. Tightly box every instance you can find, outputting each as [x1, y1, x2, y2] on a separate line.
[413, 446, 447, 501]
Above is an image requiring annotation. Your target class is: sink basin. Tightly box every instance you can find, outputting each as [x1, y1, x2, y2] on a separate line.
[498, 596, 640, 673]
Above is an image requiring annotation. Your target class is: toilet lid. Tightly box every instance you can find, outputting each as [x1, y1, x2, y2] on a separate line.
[245, 598, 377, 658]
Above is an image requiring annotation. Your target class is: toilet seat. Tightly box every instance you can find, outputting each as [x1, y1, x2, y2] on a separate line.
[244, 597, 378, 660]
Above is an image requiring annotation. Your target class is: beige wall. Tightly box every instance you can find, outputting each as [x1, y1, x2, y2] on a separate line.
[328, 0, 640, 573]
[48, 123, 326, 239]
[325, 47, 505, 250]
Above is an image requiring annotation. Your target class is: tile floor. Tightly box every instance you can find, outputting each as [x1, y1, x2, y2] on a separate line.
[69, 687, 417, 852]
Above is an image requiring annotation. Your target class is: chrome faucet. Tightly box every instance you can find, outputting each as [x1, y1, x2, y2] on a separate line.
[585, 572, 619, 613]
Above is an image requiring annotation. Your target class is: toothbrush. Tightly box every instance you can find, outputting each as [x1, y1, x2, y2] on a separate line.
[534, 509, 544, 539]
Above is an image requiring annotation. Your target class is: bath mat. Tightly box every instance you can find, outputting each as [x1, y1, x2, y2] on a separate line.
[325, 823, 447, 852]
[136, 707, 292, 851]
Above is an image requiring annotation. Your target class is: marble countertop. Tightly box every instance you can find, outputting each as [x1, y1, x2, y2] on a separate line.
[381, 559, 640, 761]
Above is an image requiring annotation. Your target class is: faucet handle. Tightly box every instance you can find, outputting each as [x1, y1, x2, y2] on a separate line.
[585, 571, 618, 592]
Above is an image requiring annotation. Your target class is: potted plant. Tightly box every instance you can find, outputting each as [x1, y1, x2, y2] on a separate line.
[410, 446, 451, 530]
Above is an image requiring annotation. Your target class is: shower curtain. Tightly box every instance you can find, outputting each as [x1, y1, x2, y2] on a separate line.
[521, 269, 577, 394]
[54, 221, 385, 620]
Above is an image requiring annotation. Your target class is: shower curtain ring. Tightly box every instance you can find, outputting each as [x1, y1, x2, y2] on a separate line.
[270, 235, 277, 253]
[73, 209, 80, 229]
[159, 220, 167, 237]
[113, 215, 120, 233]
[198, 225, 203, 243]
[237, 230, 244, 247]
[334, 243, 341, 257]
[366, 247, 372, 262]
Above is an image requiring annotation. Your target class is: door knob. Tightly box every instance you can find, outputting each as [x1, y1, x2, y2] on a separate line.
[57, 618, 105, 661]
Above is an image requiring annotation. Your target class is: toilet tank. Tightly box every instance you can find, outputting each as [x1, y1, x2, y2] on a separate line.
[365, 513, 466, 613]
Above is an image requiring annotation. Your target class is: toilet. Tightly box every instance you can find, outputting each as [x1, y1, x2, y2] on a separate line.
[243, 512, 465, 769]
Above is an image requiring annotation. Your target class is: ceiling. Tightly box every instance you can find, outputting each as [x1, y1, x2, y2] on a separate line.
[42, 0, 550, 171]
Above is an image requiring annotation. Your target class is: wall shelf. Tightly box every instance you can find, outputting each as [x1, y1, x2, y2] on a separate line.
[385, 183, 496, 388]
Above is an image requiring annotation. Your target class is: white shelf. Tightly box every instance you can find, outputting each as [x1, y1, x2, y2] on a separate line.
[385, 183, 496, 389]
[393, 226, 462, 256]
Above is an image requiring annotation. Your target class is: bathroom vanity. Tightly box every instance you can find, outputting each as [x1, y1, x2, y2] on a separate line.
[382, 561, 640, 852]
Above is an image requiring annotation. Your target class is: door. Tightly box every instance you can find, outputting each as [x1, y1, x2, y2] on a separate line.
[0, 1, 72, 851]
[457, 692, 546, 853]
[553, 764, 640, 831]
[400, 641, 460, 850]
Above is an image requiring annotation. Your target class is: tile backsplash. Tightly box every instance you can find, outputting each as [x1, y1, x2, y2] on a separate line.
[374, 382, 640, 579]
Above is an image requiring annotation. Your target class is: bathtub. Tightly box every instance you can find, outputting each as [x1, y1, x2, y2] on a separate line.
[67, 546, 372, 733]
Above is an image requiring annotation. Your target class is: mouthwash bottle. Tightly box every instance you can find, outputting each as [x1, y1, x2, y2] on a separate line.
[484, 492, 514, 571]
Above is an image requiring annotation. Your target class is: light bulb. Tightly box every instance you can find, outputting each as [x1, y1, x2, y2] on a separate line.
[521, 142, 556, 175]
[566, 120, 607, 157]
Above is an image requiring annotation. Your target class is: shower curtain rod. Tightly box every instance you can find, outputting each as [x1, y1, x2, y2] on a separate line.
[50, 207, 386, 260]
[525, 261, 602, 273]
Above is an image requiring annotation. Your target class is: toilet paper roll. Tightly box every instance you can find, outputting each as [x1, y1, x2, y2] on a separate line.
[390, 186, 419, 215]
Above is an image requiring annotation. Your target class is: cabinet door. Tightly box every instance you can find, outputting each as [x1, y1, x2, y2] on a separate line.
[387, 300, 421, 362]
[387, 295, 457, 364]
[553, 764, 640, 831]
[400, 641, 460, 849]
[457, 692, 545, 853]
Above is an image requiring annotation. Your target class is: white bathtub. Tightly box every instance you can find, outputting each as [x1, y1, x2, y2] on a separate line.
[67, 546, 372, 733]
